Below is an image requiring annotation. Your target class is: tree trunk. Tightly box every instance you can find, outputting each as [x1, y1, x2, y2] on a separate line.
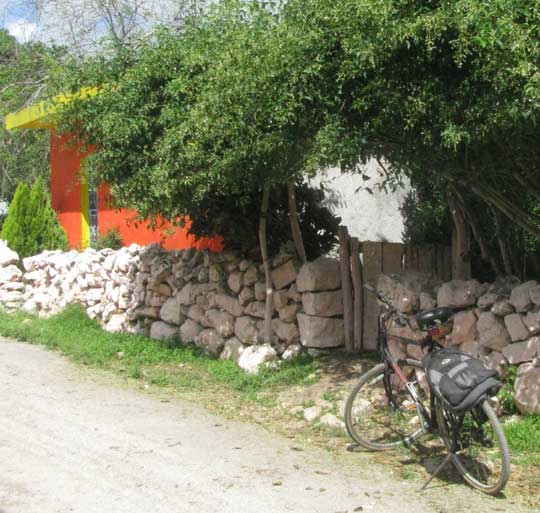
[338, 225, 354, 351]
[259, 184, 273, 344]
[287, 181, 307, 264]
[449, 194, 471, 280]
[454, 190, 502, 276]
[491, 206, 513, 276]
[350, 237, 363, 351]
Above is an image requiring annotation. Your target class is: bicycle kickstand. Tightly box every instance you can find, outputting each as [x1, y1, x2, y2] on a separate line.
[419, 452, 454, 491]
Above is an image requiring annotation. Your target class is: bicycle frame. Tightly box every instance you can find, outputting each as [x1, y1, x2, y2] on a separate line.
[376, 305, 439, 435]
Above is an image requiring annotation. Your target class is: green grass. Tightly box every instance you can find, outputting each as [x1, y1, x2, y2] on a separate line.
[0, 305, 319, 398]
[504, 415, 540, 466]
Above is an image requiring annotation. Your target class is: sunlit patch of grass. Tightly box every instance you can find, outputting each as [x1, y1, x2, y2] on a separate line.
[504, 415, 540, 467]
[0, 305, 319, 398]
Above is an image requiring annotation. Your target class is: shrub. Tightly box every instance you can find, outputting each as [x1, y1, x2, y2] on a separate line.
[0, 178, 68, 257]
[96, 228, 124, 250]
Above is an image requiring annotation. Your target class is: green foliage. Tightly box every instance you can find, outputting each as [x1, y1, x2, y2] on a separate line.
[499, 365, 520, 416]
[0, 30, 55, 203]
[52, 0, 540, 263]
[54, 2, 332, 254]
[1, 179, 68, 257]
[504, 415, 540, 467]
[96, 227, 124, 250]
[188, 182, 340, 258]
[1, 182, 31, 255]
[0, 305, 319, 395]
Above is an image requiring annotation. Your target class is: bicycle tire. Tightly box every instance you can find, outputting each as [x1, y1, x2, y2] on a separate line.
[344, 359, 430, 451]
[436, 398, 511, 495]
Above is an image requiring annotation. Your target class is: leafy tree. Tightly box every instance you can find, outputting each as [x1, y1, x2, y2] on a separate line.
[0, 29, 53, 204]
[283, 0, 540, 276]
[27, 176, 69, 255]
[1, 178, 68, 257]
[1, 182, 31, 255]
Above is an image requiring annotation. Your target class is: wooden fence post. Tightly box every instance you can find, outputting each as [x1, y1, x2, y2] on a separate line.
[350, 237, 363, 351]
[338, 225, 354, 351]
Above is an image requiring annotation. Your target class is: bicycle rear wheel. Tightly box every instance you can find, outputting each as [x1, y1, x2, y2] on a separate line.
[436, 399, 511, 495]
[344, 359, 431, 451]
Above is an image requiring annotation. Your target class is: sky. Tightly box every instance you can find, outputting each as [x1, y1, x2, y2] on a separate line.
[0, 0, 38, 42]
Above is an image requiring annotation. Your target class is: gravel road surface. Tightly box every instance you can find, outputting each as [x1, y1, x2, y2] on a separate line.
[0, 338, 525, 513]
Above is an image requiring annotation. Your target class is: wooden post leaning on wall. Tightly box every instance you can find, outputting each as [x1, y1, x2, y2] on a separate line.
[350, 237, 363, 351]
[338, 225, 354, 351]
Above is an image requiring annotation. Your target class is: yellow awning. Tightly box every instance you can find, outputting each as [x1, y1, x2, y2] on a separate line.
[5, 86, 100, 131]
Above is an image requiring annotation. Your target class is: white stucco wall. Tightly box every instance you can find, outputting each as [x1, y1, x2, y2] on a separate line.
[310, 159, 410, 243]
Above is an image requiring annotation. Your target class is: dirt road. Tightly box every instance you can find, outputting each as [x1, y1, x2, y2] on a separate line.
[0, 338, 529, 513]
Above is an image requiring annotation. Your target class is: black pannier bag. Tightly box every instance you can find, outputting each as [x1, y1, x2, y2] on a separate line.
[422, 348, 503, 414]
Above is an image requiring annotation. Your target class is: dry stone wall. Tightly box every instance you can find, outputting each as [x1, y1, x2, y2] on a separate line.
[0, 240, 346, 374]
[378, 273, 540, 415]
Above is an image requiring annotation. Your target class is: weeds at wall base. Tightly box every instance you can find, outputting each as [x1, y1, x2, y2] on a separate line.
[0, 304, 319, 398]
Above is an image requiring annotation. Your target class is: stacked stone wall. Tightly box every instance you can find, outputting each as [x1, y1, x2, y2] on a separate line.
[378, 273, 540, 415]
[0, 241, 345, 373]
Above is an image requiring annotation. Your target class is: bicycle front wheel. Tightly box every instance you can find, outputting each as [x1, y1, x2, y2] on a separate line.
[436, 399, 511, 495]
[344, 359, 431, 451]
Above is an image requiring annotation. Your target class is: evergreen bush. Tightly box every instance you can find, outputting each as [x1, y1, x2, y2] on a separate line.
[1, 178, 68, 257]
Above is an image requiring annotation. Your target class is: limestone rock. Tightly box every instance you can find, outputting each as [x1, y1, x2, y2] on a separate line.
[450, 310, 477, 345]
[238, 344, 277, 374]
[159, 297, 186, 326]
[179, 319, 204, 343]
[272, 319, 300, 343]
[206, 309, 235, 338]
[523, 312, 540, 336]
[234, 316, 259, 344]
[0, 265, 22, 282]
[273, 289, 289, 309]
[502, 337, 540, 364]
[282, 343, 302, 361]
[302, 290, 343, 317]
[297, 313, 344, 348]
[150, 321, 179, 341]
[278, 303, 299, 323]
[254, 282, 266, 301]
[491, 300, 515, 317]
[227, 272, 243, 294]
[514, 363, 540, 414]
[477, 312, 511, 351]
[304, 406, 322, 422]
[104, 314, 126, 333]
[0, 241, 19, 266]
[477, 292, 502, 310]
[243, 301, 266, 319]
[319, 413, 344, 430]
[243, 265, 258, 287]
[510, 281, 537, 312]
[296, 258, 341, 292]
[271, 260, 298, 290]
[437, 280, 483, 309]
[288, 283, 302, 302]
[214, 294, 243, 317]
[187, 305, 211, 328]
[220, 337, 245, 363]
[195, 329, 225, 357]
[504, 313, 529, 342]
[484, 351, 508, 377]
[238, 287, 254, 306]
[530, 284, 540, 306]
[419, 292, 436, 311]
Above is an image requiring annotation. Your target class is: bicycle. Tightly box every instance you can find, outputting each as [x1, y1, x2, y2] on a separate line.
[344, 285, 511, 495]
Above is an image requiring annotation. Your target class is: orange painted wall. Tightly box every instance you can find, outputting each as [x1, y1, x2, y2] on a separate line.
[97, 183, 223, 251]
[50, 131, 223, 252]
[50, 131, 86, 249]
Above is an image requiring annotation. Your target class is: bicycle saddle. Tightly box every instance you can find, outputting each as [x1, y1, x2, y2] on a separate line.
[415, 306, 454, 330]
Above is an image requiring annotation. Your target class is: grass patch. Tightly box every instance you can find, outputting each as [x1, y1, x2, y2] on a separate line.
[0, 305, 319, 398]
[504, 415, 540, 467]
